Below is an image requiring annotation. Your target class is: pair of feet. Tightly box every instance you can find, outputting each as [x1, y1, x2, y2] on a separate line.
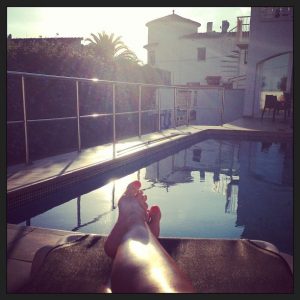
[104, 180, 161, 258]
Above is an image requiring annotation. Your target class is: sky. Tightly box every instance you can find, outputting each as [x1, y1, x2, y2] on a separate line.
[7, 7, 251, 64]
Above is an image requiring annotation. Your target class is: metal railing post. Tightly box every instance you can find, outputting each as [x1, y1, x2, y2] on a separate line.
[138, 85, 142, 137]
[158, 88, 161, 131]
[21, 76, 30, 164]
[186, 90, 189, 126]
[220, 87, 225, 126]
[112, 84, 116, 158]
[76, 81, 81, 152]
[77, 196, 81, 227]
[112, 181, 116, 209]
[173, 87, 177, 129]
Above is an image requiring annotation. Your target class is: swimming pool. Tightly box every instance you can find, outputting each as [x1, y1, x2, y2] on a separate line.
[10, 137, 293, 255]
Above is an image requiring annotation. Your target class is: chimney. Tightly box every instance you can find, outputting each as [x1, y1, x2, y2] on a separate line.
[207, 22, 213, 33]
[221, 20, 229, 33]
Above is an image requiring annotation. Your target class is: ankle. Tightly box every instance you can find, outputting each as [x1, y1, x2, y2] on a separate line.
[122, 223, 149, 244]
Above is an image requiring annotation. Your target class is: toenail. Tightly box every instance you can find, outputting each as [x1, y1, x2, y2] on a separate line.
[151, 205, 160, 211]
[132, 180, 141, 188]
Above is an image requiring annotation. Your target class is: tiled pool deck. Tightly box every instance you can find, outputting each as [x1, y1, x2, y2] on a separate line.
[6, 117, 293, 293]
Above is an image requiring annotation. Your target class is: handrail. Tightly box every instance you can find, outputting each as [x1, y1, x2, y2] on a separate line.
[228, 16, 251, 33]
[228, 74, 246, 82]
[7, 71, 226, 164]
[7, 71, 224, 90]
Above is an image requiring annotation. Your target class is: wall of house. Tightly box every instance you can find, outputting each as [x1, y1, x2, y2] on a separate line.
[147, 20, 239, 85]
[157, 87, 244, 126]
[192, 88, 223, 125]
[148, 21, 198, 44]
[155, 35, 238, 85]
[147, 21, 198, 85]
[223, 89, 245, 122]
[243, 7, 293, 117]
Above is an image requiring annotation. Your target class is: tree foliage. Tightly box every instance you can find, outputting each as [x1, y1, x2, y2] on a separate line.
[85, 31, 142, 65]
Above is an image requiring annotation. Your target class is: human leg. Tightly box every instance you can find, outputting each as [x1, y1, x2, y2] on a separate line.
[105, 181, 195, 293]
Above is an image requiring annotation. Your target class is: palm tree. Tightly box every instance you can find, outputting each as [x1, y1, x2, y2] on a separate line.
[85, 31, 141, 64]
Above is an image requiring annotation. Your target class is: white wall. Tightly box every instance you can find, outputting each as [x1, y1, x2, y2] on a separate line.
[223, 89, 245, 122]
[192, 89, 222, 125]
[148, 21, 198, 85]
[155, 35, 238, 85]
[243, 7, 293, 117]
[158, 87, 244, 126]
[147, 17, 239, 85]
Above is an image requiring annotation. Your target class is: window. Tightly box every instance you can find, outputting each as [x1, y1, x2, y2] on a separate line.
[259, 53, 291, 110]
[148, 50, 155, 65]
[197, 47, 206, 61]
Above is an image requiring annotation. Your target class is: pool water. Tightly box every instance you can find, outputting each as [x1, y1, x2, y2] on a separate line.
[15, 138, 293, 255]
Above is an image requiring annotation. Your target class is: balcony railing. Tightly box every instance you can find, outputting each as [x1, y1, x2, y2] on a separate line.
[236, 16, 250, 45]
[227, 16, 250, 48]
[7, 71, 226, 165]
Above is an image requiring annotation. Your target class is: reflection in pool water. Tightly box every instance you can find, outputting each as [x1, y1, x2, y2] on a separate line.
[16, 138, 293, 255]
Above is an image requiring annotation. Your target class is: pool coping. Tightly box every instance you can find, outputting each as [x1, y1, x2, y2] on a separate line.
[7, 125, 292, 211]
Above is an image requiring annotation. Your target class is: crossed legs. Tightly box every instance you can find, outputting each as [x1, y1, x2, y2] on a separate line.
[104, 181, 195, 293]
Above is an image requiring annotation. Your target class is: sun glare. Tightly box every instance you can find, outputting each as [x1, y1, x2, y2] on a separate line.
[110, 172, 140, 201]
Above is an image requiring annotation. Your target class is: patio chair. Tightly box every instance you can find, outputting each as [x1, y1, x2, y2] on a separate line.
[274, 92, 292, 121]
[261, 95, 277, 120]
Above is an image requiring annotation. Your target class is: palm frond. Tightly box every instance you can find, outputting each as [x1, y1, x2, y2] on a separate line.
[84, 38, 94, 44]
[85, 31, 141, 64]
[91, 33, 101, 44]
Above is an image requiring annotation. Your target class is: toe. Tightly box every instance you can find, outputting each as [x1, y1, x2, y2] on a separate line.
[149, 205, 161, 221]
[124, 180, 141, 196]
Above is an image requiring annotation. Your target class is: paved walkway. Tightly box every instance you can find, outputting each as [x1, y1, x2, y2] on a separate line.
[7, 117, 292, 192]
[7, 223, 83, 292]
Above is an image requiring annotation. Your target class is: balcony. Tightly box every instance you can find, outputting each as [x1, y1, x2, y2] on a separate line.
[236, 16, 250, 49]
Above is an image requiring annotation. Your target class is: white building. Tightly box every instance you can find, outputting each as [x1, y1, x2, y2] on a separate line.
[144, 12, 249, 87]
[145, 8, 293, 122]
[243, 7, 293, 117]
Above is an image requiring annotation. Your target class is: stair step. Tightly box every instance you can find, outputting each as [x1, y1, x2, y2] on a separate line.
[221, 66, 238, 68]
[226, 54, 239, 58]
[221, 60, 239, 63]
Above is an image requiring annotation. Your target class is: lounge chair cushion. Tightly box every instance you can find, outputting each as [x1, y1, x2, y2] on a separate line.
[20, 235, 293, 293]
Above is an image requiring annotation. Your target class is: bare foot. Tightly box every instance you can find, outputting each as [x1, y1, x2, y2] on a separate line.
[104, 181, 162, 258]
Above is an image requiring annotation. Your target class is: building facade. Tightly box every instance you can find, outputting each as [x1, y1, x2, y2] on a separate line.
[243, 7, 293, 117]
[144, 12, 249, 87]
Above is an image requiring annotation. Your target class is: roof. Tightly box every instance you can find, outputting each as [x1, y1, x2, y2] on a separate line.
[180, 32, 229, 39]
[180, 31, 249, 39]
[143, 42, 159, 49]
[146, 13, 201, 27]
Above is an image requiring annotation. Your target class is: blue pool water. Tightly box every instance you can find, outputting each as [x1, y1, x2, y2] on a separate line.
[15, 138, 293, 255]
